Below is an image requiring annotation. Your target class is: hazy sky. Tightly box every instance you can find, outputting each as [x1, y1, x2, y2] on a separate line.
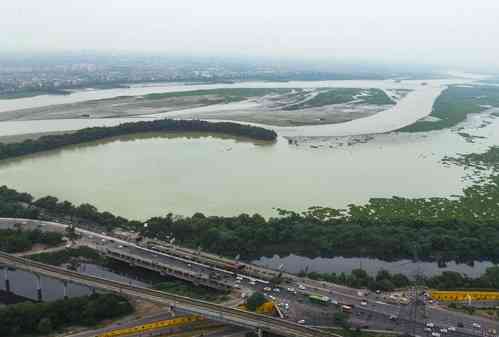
[2, 0, 499, 69]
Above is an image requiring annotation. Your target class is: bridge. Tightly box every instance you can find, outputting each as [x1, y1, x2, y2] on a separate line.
[0, 251, 335, 337]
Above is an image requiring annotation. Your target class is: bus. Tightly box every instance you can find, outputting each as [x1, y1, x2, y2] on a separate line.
[309, 295, 330, 305]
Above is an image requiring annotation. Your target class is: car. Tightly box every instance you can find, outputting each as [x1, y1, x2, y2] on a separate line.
[263, 287, 272, 292]
[234, 284, 241, 289]
[431, 333, 441, 337]
[118, 245, 123, 248]
[360, 300, 368, 306]
[235, 279, 241, 283]
[269, 295, 276, 300]
[426, 322, 435, 328]
[249, 281, 256, 286]
[389, 315, 398, 321]
[472, 323, 481, 329]
[236, 276, 243, 281]
[297, 319, 306, 325]
[273, 288, 280, 293]
[298, 284, 306, 290]
[287, 287, 295, 292]
[375, 289, 381, 294]
[424, 328, 432, 332]
[440, 328, 448, 333]
[447, 326, 456, 332]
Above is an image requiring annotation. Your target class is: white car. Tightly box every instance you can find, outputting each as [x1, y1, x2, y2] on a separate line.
[424, 328, 432, 332]
[249, 281, 256, 286]
[426, 322, 435, 328]
[447, 327, 456, 332]
[472, 323, 481, 329]
[297, 319, 306, 324]
[360, 300, 368, 306]
[273, 288, 280, 293]
[298, 284, 306, 290]
[440, 328, 448, 333]
[236, 276, 243, 281]
[263, 287, 272, 292]
[287, 287, 296, 292]
[431, 333, 441, 337]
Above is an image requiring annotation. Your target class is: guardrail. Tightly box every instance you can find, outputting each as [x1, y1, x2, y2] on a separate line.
[0, 251, 337, 337]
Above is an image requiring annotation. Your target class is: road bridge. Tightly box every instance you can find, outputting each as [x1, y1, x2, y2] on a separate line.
[0, 251, 335, 337]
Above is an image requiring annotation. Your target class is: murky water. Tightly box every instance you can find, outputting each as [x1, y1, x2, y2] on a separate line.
[253, 254, 496, 278]
[0, 263, 153, 302]
[0, 128, 481, 219]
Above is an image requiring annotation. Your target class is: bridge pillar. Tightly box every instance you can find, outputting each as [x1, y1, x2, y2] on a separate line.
[63, 280, 68, 299]
[36, 274, 42, 302]
[3, 266, 10, 293]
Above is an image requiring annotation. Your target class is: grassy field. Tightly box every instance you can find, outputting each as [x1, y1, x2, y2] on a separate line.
[143, 88, 292, 103]
[284, 88, 394, 110]
[400, 85, 499, 132]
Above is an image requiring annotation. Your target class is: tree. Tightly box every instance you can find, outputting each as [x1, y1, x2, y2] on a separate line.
[37, 317, 53, 334]
[65, 226, 79, 242]
[246, 292, 266, 311]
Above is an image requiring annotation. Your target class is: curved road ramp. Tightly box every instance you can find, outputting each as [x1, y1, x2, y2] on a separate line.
[0, 251, 338, 337]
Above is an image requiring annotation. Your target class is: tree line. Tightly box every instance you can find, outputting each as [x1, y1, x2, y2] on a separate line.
[301, 266, 499, 292]
[0, 228, 63, 253]
[2, 176, 499, 263]
[0, 118, 277, 161]
[0, 293, 132, 336]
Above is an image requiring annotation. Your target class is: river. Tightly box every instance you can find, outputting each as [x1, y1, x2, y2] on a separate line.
[0, 79, 466, 138]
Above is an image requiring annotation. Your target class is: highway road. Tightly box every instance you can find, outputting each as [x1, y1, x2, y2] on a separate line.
[0, 250, 331, 337]
[1, 218, 498, 337]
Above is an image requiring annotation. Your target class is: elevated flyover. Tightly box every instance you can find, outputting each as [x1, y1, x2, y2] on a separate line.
[0, 251, 336, 337]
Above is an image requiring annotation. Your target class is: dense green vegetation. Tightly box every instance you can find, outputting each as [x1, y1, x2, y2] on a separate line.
[0, 228, 63, 253]
[285, 88, 394, 110]
[443, 145, 499, 172]
[0, 119, 277, 161]
[301, 269, 410, 291]
[2, 170, 499, 263]
[29, 246, 106, 267]
[301, 266, 499, 291]
[0, 293, 132, 336]
[154, 281, 229, 302]
[246, 292, 266, 311]
[400, 85, 499, 132]
[144, 88, 291, 103]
